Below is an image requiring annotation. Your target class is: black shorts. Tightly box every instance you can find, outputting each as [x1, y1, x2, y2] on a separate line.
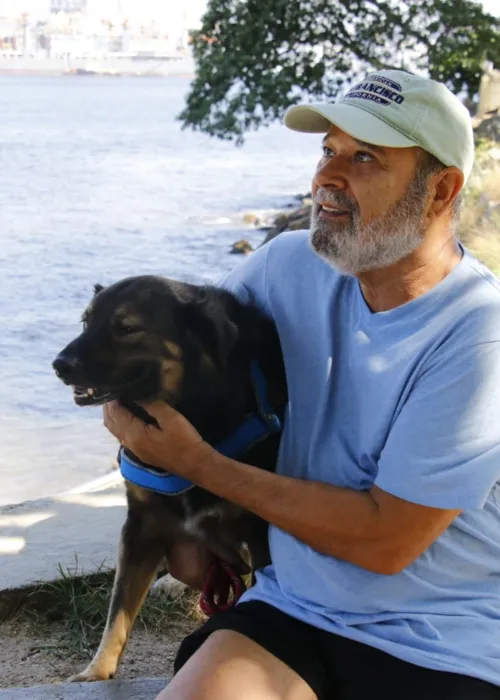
[174, 601, 500, 700]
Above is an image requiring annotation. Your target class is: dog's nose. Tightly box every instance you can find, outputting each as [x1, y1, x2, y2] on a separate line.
[52, 353, 82, 380]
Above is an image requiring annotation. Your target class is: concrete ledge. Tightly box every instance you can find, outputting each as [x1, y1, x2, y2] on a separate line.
[0, 677, 168, 699]
[0, 474, 126, 594]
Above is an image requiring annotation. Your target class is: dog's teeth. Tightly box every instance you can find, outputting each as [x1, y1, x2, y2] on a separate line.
[88, 388, 94, 396]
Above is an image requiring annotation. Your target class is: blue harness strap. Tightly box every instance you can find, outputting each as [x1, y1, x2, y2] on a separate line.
[119, 360, 282, 496]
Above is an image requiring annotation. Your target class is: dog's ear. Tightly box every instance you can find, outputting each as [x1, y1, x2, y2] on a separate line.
[93, 283, 105, 296]
[199, 304, 238, 368]
[177, 287, 238, 368]
[200, 302, 238, 368]
[175, 284, 208, 307]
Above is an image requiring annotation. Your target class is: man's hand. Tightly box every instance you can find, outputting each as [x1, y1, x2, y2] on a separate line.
[102, 400, 214, 474]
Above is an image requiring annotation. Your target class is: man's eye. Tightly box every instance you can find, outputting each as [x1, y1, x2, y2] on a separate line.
[355, 151, 374, 163]
[322, 146, 334, 157]
[81, 317, 88, 329]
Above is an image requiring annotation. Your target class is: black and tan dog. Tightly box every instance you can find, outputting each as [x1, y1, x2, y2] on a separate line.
[52, 275, 287, 682]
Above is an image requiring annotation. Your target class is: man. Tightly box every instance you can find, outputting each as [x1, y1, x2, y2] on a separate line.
[103, 70, 500, 699]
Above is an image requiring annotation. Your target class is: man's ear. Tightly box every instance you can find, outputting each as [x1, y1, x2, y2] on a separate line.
[93, 283, 105, 296]
[429, 167, 464, 219]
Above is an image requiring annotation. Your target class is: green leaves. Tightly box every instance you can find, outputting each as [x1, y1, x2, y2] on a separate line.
[179, 0, 500, 143]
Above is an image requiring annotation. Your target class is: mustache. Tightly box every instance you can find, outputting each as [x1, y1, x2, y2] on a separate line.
[313, 187, 358, 214]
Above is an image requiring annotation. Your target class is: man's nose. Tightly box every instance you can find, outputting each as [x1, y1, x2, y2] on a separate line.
[313, 157, 347, 193]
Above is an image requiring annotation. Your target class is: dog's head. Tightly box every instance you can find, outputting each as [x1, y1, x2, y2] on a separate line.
[52, 276, 239, 409]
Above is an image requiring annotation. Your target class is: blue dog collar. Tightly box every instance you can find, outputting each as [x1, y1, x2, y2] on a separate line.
[119, 360, 282, 496]
[119, 451, 194, 495]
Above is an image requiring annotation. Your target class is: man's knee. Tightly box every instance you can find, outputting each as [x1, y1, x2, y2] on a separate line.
[155, 629, 317, 700]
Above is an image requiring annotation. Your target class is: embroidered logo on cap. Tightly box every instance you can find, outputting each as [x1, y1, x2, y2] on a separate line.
[344, 74, 405, 107]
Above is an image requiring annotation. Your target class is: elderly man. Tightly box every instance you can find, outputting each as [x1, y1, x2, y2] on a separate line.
[104, 70, 500, 700]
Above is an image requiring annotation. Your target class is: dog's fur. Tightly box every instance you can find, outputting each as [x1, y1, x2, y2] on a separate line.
[52, 276, 287, 682]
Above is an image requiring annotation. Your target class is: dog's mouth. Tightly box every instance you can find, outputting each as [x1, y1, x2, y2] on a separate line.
[71, 366, 156, 407]
[72, 385, 116, 406]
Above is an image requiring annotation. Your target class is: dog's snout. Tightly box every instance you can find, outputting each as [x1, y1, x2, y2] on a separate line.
[52, 352, 82, 380]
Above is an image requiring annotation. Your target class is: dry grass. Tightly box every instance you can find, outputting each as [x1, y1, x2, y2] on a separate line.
[6, 558, 201, 661]
[459, 142, 500, 275]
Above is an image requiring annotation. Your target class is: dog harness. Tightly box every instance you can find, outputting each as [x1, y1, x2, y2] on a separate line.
[118, 360, 282, 495]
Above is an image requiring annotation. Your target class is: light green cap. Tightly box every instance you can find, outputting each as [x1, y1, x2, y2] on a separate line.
[284, 70, 475, 182]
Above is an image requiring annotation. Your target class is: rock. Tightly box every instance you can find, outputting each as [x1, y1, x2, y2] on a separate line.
[242, 213, 261, 226]
[0, 678, 169, 699]
[230, 199, 312, 256]
[260, 204, 311, 246]
[287, 207, 311, 231]
[474, 113, 500, 143]
[230, 239, 254, 255]
[295, 192, 312, 202]
[273, 213, 293, 234]
[477, 63, 500, 119]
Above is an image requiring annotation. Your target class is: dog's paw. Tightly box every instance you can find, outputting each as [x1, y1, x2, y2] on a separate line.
[68, 666, 114, 683]
[150, 574, 189, 600]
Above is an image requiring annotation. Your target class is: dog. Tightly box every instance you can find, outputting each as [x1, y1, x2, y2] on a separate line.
[52, 275, 287, 682]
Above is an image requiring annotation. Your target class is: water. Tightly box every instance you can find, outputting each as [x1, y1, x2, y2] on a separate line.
[0, 76, 318, 506]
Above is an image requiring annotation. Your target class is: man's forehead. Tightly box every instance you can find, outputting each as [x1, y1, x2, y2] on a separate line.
[322, 126, 386, 154]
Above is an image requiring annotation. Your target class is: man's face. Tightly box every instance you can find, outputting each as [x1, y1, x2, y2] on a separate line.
[310, 126, 430, 275]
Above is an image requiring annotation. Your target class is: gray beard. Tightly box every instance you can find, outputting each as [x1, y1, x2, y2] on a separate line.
[309, 175, 429, 275]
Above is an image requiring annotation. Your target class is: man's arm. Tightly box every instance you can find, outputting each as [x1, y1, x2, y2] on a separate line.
[103, 340, 500, 577]
[181, 448, 460, 576]
[103, 396, 460, 577]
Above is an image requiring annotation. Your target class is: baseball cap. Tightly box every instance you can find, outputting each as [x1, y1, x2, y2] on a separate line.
[284, 70, 475, 182]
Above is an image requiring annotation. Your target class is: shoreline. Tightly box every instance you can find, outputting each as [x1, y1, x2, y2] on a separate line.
[0, 69, 195, 78]
[0, 54, 196, 79]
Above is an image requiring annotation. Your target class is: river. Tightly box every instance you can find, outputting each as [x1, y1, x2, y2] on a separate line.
[0, 75, 318, 505]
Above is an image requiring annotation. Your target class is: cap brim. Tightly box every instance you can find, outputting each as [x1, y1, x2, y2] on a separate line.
[284, 103, 417, 149]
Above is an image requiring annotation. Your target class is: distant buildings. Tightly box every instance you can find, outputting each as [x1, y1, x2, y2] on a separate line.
[0, 0, 206, 59]
[50, 0, 87, 12]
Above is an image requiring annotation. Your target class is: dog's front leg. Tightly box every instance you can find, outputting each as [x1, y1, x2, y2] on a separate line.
[69, 514, 165, 683]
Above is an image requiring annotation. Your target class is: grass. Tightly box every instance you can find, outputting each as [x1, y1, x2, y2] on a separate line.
[6, 556, 200, 660]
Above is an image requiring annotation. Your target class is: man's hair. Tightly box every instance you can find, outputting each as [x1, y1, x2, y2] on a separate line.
[416, 151, 462, 223]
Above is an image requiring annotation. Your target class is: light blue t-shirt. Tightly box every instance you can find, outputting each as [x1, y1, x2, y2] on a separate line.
[220, 230, 500, 685]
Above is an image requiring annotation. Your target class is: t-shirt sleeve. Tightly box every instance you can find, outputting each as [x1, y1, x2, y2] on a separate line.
[216, 241, 272, 317]
[375, 341, 500, 510]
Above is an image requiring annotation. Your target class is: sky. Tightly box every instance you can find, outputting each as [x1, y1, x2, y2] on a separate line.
[0, 0, 209, 24]
[481, 0, 500, 16]
[79, 0, 500, 18]
[97, 0, 208, 23]
[0, 0, 497, 24]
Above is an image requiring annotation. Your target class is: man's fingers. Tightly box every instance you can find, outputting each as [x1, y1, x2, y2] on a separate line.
[102, 397, 207, 474]
[103, 400, 136, 438]
[137, 400, 177, 424]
